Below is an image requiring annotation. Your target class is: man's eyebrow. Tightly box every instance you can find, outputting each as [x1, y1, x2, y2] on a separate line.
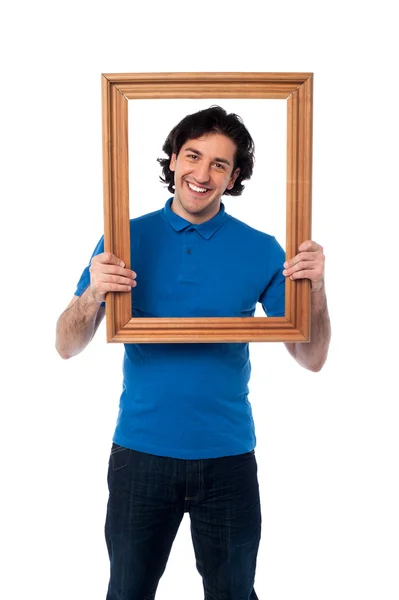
[184, 147, 231, 167]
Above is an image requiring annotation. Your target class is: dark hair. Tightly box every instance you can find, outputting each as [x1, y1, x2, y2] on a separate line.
[157, 105, 255, 196]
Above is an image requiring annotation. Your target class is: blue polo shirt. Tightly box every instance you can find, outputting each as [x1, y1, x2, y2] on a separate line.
[75, 197, 285, 459]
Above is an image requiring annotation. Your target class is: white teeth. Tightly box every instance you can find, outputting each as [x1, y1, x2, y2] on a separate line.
[188, 182, 208, 193]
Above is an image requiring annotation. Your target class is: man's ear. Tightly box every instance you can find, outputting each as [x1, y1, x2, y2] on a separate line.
[170, 153, 177, 171]
[226, 167, 240, 190]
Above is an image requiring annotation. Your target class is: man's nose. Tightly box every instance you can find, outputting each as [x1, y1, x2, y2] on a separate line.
[193, 163, 211, 183]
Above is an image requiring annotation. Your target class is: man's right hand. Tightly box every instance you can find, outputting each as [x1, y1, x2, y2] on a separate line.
[89, 252, 137, 303]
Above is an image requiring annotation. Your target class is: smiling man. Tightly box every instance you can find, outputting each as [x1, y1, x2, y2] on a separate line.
[56, 105, 331, 600]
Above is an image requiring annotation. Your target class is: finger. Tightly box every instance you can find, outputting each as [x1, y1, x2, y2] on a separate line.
[92, 278, 136, 294]
[96, 273, 137, 286]
[283, 260, 318, 276]
[91, 264, 136, 279]
[284, 252, 320, 269]
[298, 240, 322, 253]
[92, 252, 126, 267]
[101, 283, 134, 293]
[289, 269, 315, 281]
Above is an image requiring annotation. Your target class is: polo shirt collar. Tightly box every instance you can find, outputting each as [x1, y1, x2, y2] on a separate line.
[162, 197, 227, 240]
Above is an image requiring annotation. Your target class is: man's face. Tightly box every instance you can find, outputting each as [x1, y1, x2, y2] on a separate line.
[169, 133, 240, 224]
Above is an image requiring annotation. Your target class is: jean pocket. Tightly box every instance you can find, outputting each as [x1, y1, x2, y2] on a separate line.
[110, 443, 131, 470]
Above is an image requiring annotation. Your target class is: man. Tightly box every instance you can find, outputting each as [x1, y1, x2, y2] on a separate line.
[56, 106, 331, 600]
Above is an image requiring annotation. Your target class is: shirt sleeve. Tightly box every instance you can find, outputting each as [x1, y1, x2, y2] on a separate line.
[258, 237, 286, 317]
[74, 236, 105, 307]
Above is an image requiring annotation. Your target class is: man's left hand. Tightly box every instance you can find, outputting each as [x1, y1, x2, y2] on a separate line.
[282, 240, 325, 292]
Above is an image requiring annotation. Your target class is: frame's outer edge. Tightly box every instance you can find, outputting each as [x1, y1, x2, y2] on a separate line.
[111, 315, 307, 343]
[102, 72, 313, 84]
[102, 72, 314, 343]
[101, 75, 116, 341]
[297, 75, 313, 340]
[111, 328, 307, 344]
[102, 76, 132, 341]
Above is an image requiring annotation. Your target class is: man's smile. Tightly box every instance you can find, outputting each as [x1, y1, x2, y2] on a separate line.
[185, 181, 212, 196]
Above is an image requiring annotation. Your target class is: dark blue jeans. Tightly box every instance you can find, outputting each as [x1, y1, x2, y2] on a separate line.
[105, 444, 261, 600]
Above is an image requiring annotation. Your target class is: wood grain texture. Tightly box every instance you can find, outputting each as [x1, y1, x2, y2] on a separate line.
[102, 72, 312, 83]
[101, 72, 313, 343]
[102, 77, 132, 338]
[117, 84, 296, 100]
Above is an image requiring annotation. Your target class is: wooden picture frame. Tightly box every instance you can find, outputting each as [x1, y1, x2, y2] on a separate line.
[101, 72, 313, 343]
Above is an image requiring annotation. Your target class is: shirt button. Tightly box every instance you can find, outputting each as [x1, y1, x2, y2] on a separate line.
[186, 249, 192, 254]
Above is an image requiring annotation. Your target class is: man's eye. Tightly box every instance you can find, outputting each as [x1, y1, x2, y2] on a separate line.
[215, 163, 225, 170]
[188, 154, 198, 159]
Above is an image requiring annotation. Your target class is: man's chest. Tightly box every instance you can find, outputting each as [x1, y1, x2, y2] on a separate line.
[130, 241, 264, 318]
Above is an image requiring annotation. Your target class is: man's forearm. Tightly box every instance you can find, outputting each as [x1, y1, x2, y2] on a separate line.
[286, 284, 331, 372]
[56, 288, 103, 359]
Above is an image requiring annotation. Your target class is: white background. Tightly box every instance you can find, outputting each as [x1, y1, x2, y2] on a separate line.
[1, 1, 398, 599]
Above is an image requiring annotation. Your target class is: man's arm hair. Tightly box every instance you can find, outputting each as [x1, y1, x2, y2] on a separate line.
[284, 284, 331, 372]
[55, 288, 105, 359]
